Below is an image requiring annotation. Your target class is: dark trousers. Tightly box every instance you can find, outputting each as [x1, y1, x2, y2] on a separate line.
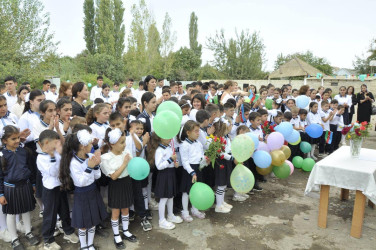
[327, 125, 341, 153]
[349, 113, 354, 125]
[343, 109, 349, 125]
[246, 158, 262, 181]
[131, 179, 146, 218]
[42, 186, 74, 243]
[318, 131, 329, 154]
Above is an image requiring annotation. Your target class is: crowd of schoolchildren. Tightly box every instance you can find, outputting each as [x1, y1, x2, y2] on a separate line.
[0, 75, 356, 250]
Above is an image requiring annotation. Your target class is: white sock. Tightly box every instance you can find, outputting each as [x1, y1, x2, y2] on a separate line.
[111, 219, 122, 243]
[78, 229, 87, 248]
[216, 186, 225, 206]
[87, 226, 95, 247]
[142, 188, 149, 210]
[167, 198, 174, 218]
[182, 193, 189, 214]
[158, 198, 168, 222]
[147, 173, 153, 202]
[121, 215, 132, 237]
[15, 214, 19, 224]
[6, 214, 17, 241]
[0, 206, 7, 231]
[21, 212, 31, 234]
[36, 197, 44, 212]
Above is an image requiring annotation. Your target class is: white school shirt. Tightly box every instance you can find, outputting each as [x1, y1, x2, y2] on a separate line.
[101, 148, 132, 179]
[180, 138, 204, 175]
[337, 115, 344, 131]
[297, 119, 308, 132]
[198, 127, 209, 151]
[267, 109, 278, 123]
[90, 121, 109, 148]
[90, 85, 102, 102]
[134, 89, 145, 104]
[329, 110, 339, 126]
[189, 109, 198, 122]
[126, 134, 145, 159]
[5, 92, 17, 108]
[110, 91, 120, 102]
[97, 92, 112, 103]
[155, 143, 175, 170]
[10, 102, 24, 119]
[70, 153, 101, 187]
[221, 93, 235, 104]
[249, 125, 263, 139]
[0, 112, 19, 146]
[290, 116, 300, 128]
[334, 94, 352, 113]
[155, 86, 163, 96]
[181, 114, 190, 126]
[306, 111, 322, 126]
[37, 151, 61, 189]
[33, 119, 50, 142]
[320, 109, 331, 131]
[18, 110, 40, 143]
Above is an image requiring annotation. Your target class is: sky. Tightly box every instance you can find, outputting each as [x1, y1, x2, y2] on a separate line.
[42, 0, 376, 72]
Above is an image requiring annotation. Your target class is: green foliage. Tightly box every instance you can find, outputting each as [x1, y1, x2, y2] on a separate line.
[171, 47, 201, 80]
[83, 0, 96, 54]
[207, 29, 266, 79]
[353, 39, 376, 74]
[274, 51, 333, 75]
[189, 12, 202, 58]
[96, 0, 115, 56]
[113, 0, 125, 58]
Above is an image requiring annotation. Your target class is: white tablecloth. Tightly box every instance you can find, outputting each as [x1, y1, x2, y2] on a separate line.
[305, 146, 376, 204]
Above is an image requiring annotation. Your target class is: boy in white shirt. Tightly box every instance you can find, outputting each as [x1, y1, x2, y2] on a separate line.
[319, 100, 335, 157]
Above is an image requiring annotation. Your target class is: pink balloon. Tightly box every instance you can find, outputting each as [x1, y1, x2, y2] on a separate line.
[285, 160, 294, 175]
[257, 142, 270, 152]
[267, 132, 285, 151]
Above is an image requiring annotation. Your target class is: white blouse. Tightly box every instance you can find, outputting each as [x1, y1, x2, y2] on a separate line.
[70, 153, 101, 187]
[180, 139, 204, 174]
[101, 149, 132, 179]
[334, 94, 352, 112]
[155, 144, 175, 171]
[90, 121, 109, 148]
[307, 112, 322, 126]
[10, 102, 24, 119]
[18, 110, 40, 142]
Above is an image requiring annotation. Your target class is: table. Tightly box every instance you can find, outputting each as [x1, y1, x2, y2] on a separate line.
[305, 146, 376, 238]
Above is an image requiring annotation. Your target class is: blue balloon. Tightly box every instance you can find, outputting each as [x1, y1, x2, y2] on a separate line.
[128, 157, 150, 180]
[253, 150, 272, 169]
[305, 124, 323, 139]
[296, 95, 310, 109]
[275, 122, 293, 138]
[246, 132, 259, 150]
[285, 130, 300, 143]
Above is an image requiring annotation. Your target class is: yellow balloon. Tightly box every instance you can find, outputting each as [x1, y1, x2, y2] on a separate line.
[256, 165, 273, 175]
[230, 164, 255, 193]
[280, 145, 291, 159]
[271, 150, 286, 166]
[289, 137, 301, 146]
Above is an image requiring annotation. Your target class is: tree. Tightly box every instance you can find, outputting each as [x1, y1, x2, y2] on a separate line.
[96, 0, 115, 56]
[160, 12, 177, 78]
[274, 51, 333, 75]
[353, 39, 376, 74]
[207, 29, 266, 79]
[83, 0, 96, 54]
[189, 12, 202, 58]
[113, 0, 125, 58]
[171, 47, 201, 80]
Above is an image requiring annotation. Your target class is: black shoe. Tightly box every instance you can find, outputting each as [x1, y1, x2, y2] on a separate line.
[140, 217, 152, 231]
[145, 210, 152, 220]
[129, 210, 135, 222]
[95, 225, 109, 238]
[123, 230, 137, 242]
[253, 183, 263, 191]
[11, 238, 25, 250]
[25, 232, 39, 246]
[113, 234, 125, 249]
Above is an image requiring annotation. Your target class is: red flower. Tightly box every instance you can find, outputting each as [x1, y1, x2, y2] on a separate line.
[222, 146, 225, 150]
[220, 164, 225, 169]
[360, 126, 366, 131]
[214, 138, 217, 142]
[223, 140, 227, 145]
[220, 155, 225, 160]
[361, 121, 368, 126]
[217, 149, 221, 153]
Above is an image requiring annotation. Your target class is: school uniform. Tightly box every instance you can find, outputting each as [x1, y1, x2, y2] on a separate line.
[154, 144, 177, 199]
[18, 110, 40, 143]
[5, 92, 17, 108]
[214, 136, 233, 187]
[90, 121, 109, 148]
[328, 111, 340, 153]
[306, 111, 322, 144]
[334, 94, 352, 125]
[101, 149, 134, 208]
[90, 85, 102, 102]
[37, 152, 74, 243]
[98, 92, 112, 103]
[110, 91, 120, 103]
[319, 109, 331, 154]
[70, 154, 107, 229]
[180, 138, 204, 191]
[0, 112, 19, 146]
[0, 147, 36, 214]
[137, 110, 154, 134]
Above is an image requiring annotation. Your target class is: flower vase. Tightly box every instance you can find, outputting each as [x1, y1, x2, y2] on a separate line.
[349, 138, 363, 158]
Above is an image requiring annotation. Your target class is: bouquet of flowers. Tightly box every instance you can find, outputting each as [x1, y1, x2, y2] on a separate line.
[341, 121, 371, 140]
[261, 121, 275, 135]
[204, 134, 226, 168]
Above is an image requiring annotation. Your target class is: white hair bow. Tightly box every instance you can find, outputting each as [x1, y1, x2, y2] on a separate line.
[108, 128, 122, 144]
[138, 117, 146, 123]
[129, 115, 137, 122]
[77, 129, 93, 146]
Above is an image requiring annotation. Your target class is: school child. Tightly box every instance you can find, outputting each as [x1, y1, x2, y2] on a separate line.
[273, 88, 281, 100]
[266, 84, 275, 99]
[134, 81, 145, 105]
[97, 84, 112, 103]
[283, 111, 292, 123]
[319, 101, 335, 157]
[37, 130, 78, 250]
[69, 117, 87, 133]
[271, 111, 283, 126]
[204, 103, 220, 126]
[0, 125, 39, 249]
[334, 86, 352, 125]
[110, 82, 121, 103]
[87, 103, 110, 149]
[291, 89, 299, 99]
[0, 96, 20, 135]
[232, 102, 252, 139]
[56, 98, 72, 137]
[328, 104, 344, 153]
[223, 102, 235, 121]
[49, 84, 58, 103]
[101, 128, 137, 249]
[179, 100, 191, 126]
[335, 105, 345, 148]
[318, 90, 331, 111]
[266, 99, 282, 123]
[189, 94, 206, 121]
[162, 89, 171, 102]
[148, 133, 183, 229]
[257, 109, 269, 131]
[284, 99, 296, 113]
[178, 121, 207, 221]
[252, 88, 268, 111]
[59, 130, 107, 250]
[306, 102, 324, 160]
[116, 97, 132, 120]
[127, 96, 138, 110]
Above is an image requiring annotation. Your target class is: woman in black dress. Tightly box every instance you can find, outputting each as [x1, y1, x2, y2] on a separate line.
[71, 82, 89, 117]
[356, 84, 375, 123]
[347, 86, 357, 124]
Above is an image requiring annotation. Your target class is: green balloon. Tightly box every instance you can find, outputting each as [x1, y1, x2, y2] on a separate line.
[231, 134, 255, 162]
[230, 164, 255, 193]
[128, 157, 150, 180]
[157, 101, 183, 121]
[292, 156, 304, 169]
[302, 158, 315, 172]
[300, 141, 312, 154]
[272, 163, 291, 179]
[265, 99, 273, 110]
[153, 110, 181, 139]
[189, 182, 215, 210]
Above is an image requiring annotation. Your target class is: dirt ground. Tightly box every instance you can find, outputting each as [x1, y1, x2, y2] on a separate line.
[1, 129, 375, 250]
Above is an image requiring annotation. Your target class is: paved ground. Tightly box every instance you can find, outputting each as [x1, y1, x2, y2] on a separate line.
[1, 128, 375, 250]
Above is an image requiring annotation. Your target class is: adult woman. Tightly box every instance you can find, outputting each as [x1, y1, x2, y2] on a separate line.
[58, 81, 73, 100]
[144, 75, 162, 102]
[334, 86, 352, 125]
[298, 85, 310, 96]
[220, 80, 247, 105]
[71, 82, 89, 117]
[347, 86, 357, 123]
[356, 84, 375, 123]
[10, 86, 29, 118]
